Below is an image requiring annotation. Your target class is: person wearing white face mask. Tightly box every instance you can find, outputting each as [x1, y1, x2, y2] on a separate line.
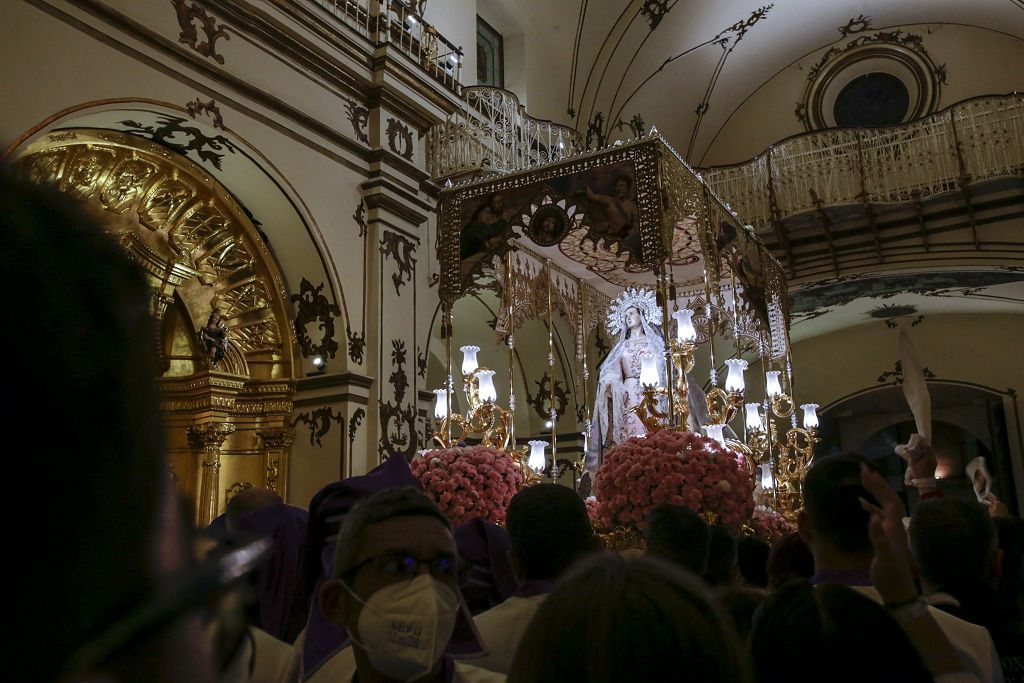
[318, 486, 504, 683]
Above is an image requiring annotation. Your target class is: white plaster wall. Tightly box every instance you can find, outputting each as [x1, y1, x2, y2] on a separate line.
[0, 0, 439, 505]
[424, 0, 479, 87]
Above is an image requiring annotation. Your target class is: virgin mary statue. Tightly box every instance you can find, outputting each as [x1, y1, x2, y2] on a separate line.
[585, 287, 666, 473]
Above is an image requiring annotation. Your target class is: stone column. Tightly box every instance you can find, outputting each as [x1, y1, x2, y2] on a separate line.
[188, 422, 237, 526]
[255, 427, 296, 499]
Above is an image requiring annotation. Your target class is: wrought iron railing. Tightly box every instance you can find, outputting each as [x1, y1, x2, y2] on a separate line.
[308, 0, 463, 94]
[701, 94, 1024, 232]
[427, 86, 584, 179]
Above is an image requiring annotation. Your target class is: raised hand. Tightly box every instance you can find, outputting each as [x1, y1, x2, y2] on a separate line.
[858, 466, 916, 605]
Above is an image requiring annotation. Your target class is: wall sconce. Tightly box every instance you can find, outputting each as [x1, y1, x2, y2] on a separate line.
[307, 355, 326, 376]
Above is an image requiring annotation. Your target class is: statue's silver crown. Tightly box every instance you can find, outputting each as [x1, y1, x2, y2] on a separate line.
[606, 287, 661, 336]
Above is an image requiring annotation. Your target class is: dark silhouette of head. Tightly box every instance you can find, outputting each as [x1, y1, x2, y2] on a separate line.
[751, 580, 932, 683]
[225, 487, 283, 530]
[508, 556, 749, 683]
[800, 455, 879, 566]
[644, 504, 711, 575]
[704, 525, 738, 587]
[506, 484, 596, 581]
[766, 532, 815, 590]
[910, 497, 997, 594]
[454, 517, 517, 615]
[2, 169, 210, 681]
[736, 535, 770, 588]
[992, 516, 1024, 631]
[715, 586, 766, 644]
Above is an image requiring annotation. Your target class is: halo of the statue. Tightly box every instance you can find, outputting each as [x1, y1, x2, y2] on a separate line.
[607, 287, 661, 337]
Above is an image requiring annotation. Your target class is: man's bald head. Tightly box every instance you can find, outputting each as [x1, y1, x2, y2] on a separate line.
[226, 488, 283, 530]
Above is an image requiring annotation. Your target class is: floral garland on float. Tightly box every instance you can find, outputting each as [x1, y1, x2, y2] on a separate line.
[744, 505, 797, 545]
[592, 429, 755, 549]
[412, 445, 524, 526]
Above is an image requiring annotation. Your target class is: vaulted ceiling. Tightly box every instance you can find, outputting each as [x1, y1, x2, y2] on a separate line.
[524, 0, 1024, 164]
[507, 0, 1024, 338]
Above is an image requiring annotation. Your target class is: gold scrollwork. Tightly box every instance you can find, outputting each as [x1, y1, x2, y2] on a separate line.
[706, 386, 743, 425]
[13, 129, 293, 375]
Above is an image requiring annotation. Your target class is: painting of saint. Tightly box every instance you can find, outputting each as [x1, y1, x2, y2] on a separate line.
[715, 220, 769, 327]
[459, 192, 520, 280]
[584, 175, 639, 240]
[527, 205, 569, 247]
[556, 163, 643, 261]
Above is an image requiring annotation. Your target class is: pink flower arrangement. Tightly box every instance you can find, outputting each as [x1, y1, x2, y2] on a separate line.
[584, 496, 600, 527]
[411, 445, 524, 526]
[594, 429, 754, 532]
[746, 505, 797, 544]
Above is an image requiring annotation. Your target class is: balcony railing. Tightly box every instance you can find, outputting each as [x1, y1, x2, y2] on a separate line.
[701, 94, 1024, 232]
[427, 86, 584, 179]
[309, 0, 463, 94]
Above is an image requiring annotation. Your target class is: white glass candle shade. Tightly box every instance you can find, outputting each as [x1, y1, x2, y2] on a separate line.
[744, 403, 764, 432]
[724, 358, 748, 393]
[704, 424, 727, 446]
[673, 308, 697, 343]
[639, 353, 660, 387]
[801, 403, 820, 430]
[460, 345, 480, 375]
[477, 370, 498, 403]
[759, 464, 775, 490]
[765, 371, 783, 398]
[432, 388, 449, 419]
[527, 440, 547, 471]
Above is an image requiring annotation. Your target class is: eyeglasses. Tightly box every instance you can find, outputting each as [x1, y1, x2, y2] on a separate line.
[344, 551, 463, 582]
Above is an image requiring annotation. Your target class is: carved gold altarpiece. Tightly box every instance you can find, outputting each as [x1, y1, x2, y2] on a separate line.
[13, 129, 298, 524]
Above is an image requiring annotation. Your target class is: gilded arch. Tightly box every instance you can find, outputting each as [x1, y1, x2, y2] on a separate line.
[12, 129, 299, 522]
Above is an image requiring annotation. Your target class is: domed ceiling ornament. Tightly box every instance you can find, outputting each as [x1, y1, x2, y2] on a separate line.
[796, 29, 946, 131]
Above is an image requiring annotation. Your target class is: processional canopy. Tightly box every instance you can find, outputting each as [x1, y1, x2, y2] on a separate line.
[436, 133, 790, 359]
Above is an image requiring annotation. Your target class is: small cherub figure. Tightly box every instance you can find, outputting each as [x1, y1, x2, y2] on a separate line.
[198, 308, 229, 369]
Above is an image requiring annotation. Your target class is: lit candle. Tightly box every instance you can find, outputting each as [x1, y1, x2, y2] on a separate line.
[744, 403, 764, 431]
[724, 358, 748, 393]
[432, 388, 449, 419]
[527, 440, 547, 471]
[765, 371, 783, 398]
[460, 345, 480, 375]
[477, 370, 498, 403]
[673, 308, 697, 343]
[801, 403, 819, 430]
[704, 424, 727, 446]
[639, 353, 660, 387]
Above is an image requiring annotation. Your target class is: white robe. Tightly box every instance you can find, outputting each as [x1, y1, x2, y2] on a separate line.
[471, 594, 548, 674]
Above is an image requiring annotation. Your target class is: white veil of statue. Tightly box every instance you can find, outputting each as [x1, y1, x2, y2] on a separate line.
[585, 288, 666, 473]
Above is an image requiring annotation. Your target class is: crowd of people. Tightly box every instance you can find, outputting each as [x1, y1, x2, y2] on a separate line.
[9, 166, 1023, 683]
